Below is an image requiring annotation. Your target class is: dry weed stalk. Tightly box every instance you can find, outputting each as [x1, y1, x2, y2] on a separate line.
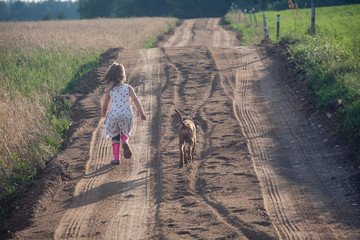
[288, 0, 303, 35]
[288, 0, 302, 19]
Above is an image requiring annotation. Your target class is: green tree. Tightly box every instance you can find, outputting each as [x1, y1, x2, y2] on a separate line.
[77, 0, 360, 19]
[166, 0, 231, 18]
[3, 0, 79, 22]
[78, 0, 232, 18]
[135, 0, 172, 16]
[0, 2, 10, 21]
[57, 11, 65, 20]
[43, 13, 52, 21]
[9, 1, 27, 21]
[166, 0, 201, 18]
[113, 0, 139, 17]
[78, 0, 115, 19]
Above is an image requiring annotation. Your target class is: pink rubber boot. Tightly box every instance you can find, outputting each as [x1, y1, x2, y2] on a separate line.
[121, 133, 128, 143]
[111, 143, 120, 164]
[121, 134, 132, 159]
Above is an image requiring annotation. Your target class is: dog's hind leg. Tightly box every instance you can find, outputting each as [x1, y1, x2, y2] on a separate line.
[185, 145, 191, 164]
[187, 145, 192, 163]
[179, 143, 185, 168]
[188, 140, 195, 163]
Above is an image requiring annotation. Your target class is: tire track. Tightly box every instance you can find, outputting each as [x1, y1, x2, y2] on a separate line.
[211, 44, 360, 239]
[105, 48, 160, 240]
[233, 51, 302, 239]
[156, 46, 248, 238]
[155, 19, 277, 239]
[54, 49, 161, 239]
[211, 47, 306, 239]
[156, 42, 275, 238]
[54, 118, 113, 239]
[254, 47, 360, 239]
[234, 54, 302, 240]
[208, 18, 238, 47]
[161, 19, 196, 47]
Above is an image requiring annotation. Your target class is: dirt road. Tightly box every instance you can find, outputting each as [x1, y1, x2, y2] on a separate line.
[9, 18, 360, 239]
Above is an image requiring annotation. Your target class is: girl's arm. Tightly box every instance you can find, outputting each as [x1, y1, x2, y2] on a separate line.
[102, 89, 110, 117]
[129, 86, 146, 120]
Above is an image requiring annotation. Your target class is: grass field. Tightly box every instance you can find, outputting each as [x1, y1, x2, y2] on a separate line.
[225, 4, 360, 150]
[0, 17, 177, 200]
[263, 4, 360, 43]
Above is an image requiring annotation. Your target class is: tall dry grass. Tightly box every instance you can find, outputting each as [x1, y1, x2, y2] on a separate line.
[0, 17, 177, 50]
[0, 89, 52, 168]
[0, 17, 177, 197]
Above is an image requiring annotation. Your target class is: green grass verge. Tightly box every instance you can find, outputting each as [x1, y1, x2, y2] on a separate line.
[0, 47, 100, 200]
[143, 36, 158, 49]
[225, 4, 360, 147]
[142, 20, 179, 49]
[261, 4, 360, 43]
[0, 47, 100, 101]
[224, 12, 263, 45]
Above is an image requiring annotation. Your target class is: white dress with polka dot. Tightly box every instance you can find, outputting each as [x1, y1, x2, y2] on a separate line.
[102, 84, 133, 139]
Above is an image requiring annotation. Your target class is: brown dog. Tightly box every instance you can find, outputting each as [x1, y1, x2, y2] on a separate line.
[175, 109, 196, 168]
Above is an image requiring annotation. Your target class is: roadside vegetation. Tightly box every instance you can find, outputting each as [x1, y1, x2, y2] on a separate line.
[225, 4, 360, 155]
[0, 17, 177, 203]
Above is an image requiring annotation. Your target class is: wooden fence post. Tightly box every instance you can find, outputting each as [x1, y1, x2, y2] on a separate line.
[277, 14, 280, 39]
[250, 10, 253, 24]
[263, 11, 267, 39]
[264, 17, 269, 39]
[263, 11, 266, 27]
[236, 10, 241, 23]
[253, 8, 257, 26]
[311, 0, 316, 35]
[244, 9, 247, 23]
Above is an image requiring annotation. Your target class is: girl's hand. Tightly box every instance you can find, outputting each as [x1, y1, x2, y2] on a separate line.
[141, 114, 147, 120]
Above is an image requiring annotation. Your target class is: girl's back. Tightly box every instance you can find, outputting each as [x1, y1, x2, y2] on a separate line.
[109, 84, 131, 115]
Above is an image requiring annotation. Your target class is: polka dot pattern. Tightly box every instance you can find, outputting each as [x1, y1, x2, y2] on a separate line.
[102, 84, 133, 139]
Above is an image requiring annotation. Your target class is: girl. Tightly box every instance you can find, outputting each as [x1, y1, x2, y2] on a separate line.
[102, 62, 146, 164]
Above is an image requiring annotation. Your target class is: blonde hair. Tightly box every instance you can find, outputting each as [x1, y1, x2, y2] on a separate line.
[104, 62, 126, 88]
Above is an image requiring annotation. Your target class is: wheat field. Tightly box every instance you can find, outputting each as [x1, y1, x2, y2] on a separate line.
[0, 17, 177, 50]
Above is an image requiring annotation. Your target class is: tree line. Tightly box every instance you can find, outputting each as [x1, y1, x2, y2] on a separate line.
[1, 0, 358, 21]
[77, 0, 232, 19]
[77, 0, 359, 19]
[0, 0, 79, 21]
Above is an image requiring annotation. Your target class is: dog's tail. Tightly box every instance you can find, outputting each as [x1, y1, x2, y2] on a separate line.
[175, 109, 188, 128]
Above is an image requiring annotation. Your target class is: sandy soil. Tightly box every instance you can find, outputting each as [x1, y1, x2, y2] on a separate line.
[4, 18, 360, 239]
